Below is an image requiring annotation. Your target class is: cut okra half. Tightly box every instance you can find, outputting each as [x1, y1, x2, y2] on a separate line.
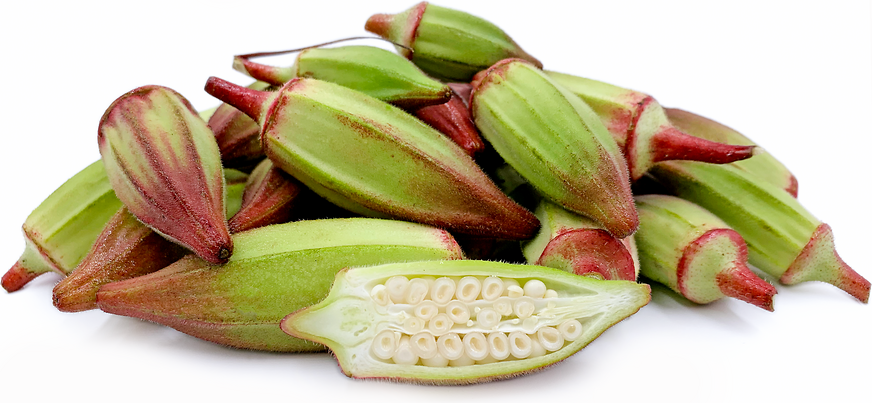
[281, 260, 650, 384]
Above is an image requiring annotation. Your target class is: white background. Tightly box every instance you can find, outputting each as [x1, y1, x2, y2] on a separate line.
[1, 1, 870, 402]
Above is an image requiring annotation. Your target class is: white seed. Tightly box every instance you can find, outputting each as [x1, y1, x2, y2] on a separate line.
[456, 276, 482, 302]
[403, 317, 424, 334]
[428, 313, 453, 336]
[558, 319, 583, 341]
[410, 332, 438, 359]
[506, 285, 524, 298]
[487, 332, 511, 360]
[385, 276, 409, 303]
[462, 332, 489, 361]
[370, 284, 390, 306]
[370, 330, 398, 360]
[413, 301, 438, 321]
[404, 278, 429, 305]
[501, 278, 520, 296]
[523, 279, 547, 299]
[445, 301, 471, 324]
[481, 277, 504, 301]
[528, 336, 547, 358]
[544, 289, 559, 299]
[421, 353, 449, 367]
[430, 277, 456, 304]
[513, 297, 536, 319]
[492, 297, 513, 316]
[392, 335, 419, 365]
[508, 331, 532, 359]
[448, 355, 475, 367]
[436, 333, 465, 360]
[537, 326, 564, 351]
[476, 308, 501, 329]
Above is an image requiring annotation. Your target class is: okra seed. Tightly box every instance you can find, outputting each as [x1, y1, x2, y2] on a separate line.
[463, 332, 489, 361]
[403, 317, 424, 334]
[386, 276, 409, 303]
[370, 284, 390, 306]
[544, 289, 559, 299]
[414, 301, 438, 321]
[513, 297, 535, 319]
[508, 331, 532, 359]
[523, 279, 547, 298]
[405, 278, 430, 305]
[537, 327, 564, 351]
[437, 333, 465, 360]
[492, 297, 513, 316]
[410, 332, 438, 359]
[456, 276, 482, 302]
[481, 277, 504, 301]
[477, 308, 500, 329]
[446, 301, 471, 323]
[501, 278, 520, 296]
[430, 277, 456, 304]
[370, 330, 398, 360]
[428, 313, 452, 336]
[558, 319, 583, 341]
[393, 335, 419, 365]
[506, 285, 524, 298]
[487, 332, 511, 360]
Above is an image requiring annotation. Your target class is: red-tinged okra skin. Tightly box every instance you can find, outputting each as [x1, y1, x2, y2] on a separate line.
[470, 59, 637, 238]
[204, 76, 539, 240]
[414, 88, 485, 157]
[634, 195, 777, 311]
[208, 103, 265, 171]
[228, 159, 306, 233]
[98, 85, 233, 264]
[51, 207, 188, 312]
[523, 199, 637, 282]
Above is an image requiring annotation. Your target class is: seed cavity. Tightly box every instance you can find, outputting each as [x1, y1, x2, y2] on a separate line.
[366, 275, 585, 367]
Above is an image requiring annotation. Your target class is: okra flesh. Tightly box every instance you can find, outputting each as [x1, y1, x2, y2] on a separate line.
[282, 260, 650, 384]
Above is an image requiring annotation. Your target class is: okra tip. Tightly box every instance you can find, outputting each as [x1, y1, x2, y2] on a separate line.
[2, 262, 42, 293]
[204, 76, 272, 124]
[780, 223, 870, 303]
[648, 127, 757, 168]
[716, 267, 778, 312]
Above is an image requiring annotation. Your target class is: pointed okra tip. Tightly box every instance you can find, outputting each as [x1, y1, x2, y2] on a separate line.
[280, 260, 650, 384]
[780, 223, 870, 303]
[2, 262, 43, 292]
[716, 266, 778, 312]
[364, 1, 426, 58]
[204, 76, 276, 125]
